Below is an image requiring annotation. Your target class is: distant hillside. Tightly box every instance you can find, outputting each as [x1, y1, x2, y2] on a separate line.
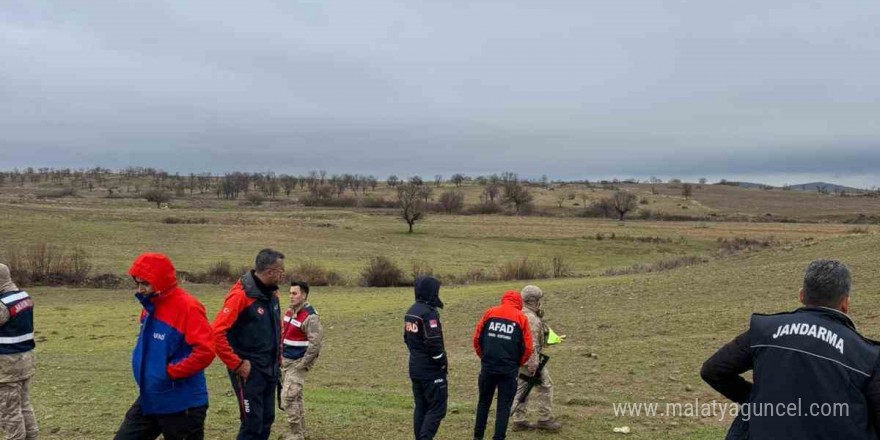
[788, 182, 863, 193]
[714, 180, 864, 193]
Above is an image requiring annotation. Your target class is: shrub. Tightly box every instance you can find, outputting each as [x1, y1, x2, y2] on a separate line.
[301, 195, 358, 207]
[717, 237, 776, 256]
[496, 257, 550, 281]
[5, 244, 91, 286]
[143, 189, 172, 208]
[360, 256, 405, 287]
[289, 261, 344, 286]
[244, 192, 266, 206]
[465, 202, 504, 215]
[36, 187, 78, 199]
[437, 190, 465, 214]
[411, 260, 435, 280]
[550, 256, 573, 278]
[846, 226, 870, 234]
[207, 260, 237, 283]
[360, 197, 398, 209]
[603, 256, 707, 276]
[162, 217, 209, 224]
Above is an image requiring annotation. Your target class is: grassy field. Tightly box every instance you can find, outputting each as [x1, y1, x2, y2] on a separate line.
[1, 191, 879, 439]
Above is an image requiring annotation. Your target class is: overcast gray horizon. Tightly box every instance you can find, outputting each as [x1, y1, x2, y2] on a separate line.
[3, 1, 880, 188]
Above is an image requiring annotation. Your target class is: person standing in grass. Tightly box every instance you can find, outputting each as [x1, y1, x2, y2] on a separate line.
[472, 290, 533, 440]
[702, 259, 880, 440]
[404, 276, 448, 440]
[115, 253, 215, 440]
[511, 285, 562, 433]
[280, 281, 323, 440]
[0, 263, 38, 440]
[212, 249, 284, 440]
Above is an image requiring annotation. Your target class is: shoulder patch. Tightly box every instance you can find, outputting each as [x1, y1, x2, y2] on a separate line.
[305, 305, 318, 315]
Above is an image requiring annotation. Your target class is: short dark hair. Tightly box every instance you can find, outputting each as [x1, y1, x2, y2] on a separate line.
[255, 248, 285, 272]
[803, 259, 851, 308]
[291, 281, 310, 295]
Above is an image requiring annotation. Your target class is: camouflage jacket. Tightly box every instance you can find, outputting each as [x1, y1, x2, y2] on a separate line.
[521, 306, 547, 372]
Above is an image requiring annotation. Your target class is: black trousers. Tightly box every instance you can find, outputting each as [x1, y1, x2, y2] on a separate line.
[473, 371, 517, 440]
[229, 369, 277, 440]
[114, 398, 207, 440]
[411, 377, 448, 440]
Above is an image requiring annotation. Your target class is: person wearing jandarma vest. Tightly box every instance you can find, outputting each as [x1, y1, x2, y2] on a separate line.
[702, 259, 880, 440]
[114, 253, 216, 440]
[0, 263, 38, 440]
[212, 249, 284, 440]
[280, 281, 323, 440]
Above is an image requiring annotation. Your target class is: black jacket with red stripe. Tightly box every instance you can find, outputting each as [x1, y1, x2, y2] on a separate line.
[212, 270, 282, 377]
[473, 291, 533, 375]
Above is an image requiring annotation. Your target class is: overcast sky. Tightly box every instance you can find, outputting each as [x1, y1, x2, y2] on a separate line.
[3, 1, 880, 187]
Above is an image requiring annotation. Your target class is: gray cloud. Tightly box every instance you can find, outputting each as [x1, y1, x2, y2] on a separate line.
[3, 1, 880, 186]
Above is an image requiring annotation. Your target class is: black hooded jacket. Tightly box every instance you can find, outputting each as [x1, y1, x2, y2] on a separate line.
[404, 277, 447, 381]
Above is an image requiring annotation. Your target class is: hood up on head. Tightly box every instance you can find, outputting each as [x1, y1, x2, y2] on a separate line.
[414, 276, 443, 308]
[501, 290, 523, 310]
[0, 263, 18, 293]
[128, 253, 178, 294]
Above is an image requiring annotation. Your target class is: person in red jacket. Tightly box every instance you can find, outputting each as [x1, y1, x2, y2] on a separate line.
[114, 253, 215, 440]
[212, 249, 284, 440]
[471, 291, 533, 440]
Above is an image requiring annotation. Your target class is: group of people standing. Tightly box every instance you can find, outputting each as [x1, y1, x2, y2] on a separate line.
[0, 249, 323, 440]
[404, 278, 562, 440]
[0, 248, 563, 440]
[116, 249, 323, 440]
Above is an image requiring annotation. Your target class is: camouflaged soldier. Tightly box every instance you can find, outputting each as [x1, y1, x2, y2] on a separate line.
[0, 263, 38, 440]
[512, 285, 561, 432]
[280, 281, 324, 440]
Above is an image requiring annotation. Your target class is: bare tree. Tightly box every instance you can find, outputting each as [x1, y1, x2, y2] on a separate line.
[579, 192, 589, 207]
[609, 191, 637, 220]
[387, 175, 399, 188]
[450, 173, 466, 187]
[483, 184, 500, 203]
[434, 174, 443, 187]
[682, 183, 693, 199]
[418, 185, 434, 203]
[397, 183, 426, 233]
[409, 176, 424, 186]
[555, 192, 566, 208]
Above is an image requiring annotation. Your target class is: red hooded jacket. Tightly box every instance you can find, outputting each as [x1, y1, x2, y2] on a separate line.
[472, 290, 533, 375]
[128, 253, 215, 414]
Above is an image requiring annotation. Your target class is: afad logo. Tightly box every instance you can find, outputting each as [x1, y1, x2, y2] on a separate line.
[257, 307, 265, 315]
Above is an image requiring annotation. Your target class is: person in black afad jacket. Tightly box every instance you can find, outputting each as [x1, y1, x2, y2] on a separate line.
[404, 276, 448, 440]
[701, 259, 880, 440]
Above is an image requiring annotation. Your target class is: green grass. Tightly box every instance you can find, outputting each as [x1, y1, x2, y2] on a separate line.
[3, 197, 880, 438]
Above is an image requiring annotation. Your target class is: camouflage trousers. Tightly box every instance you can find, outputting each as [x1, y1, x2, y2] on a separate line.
[280, 360, 308, 440]
[0, 377, 38, 440]
[512, 367, 554, 423]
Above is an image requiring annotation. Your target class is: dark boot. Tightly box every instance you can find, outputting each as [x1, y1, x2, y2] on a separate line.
[511, 421, 536, 431]
[536, 419, 562, 432]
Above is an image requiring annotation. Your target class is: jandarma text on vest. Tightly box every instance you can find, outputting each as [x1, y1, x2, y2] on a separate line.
[771, 322, 845, 354]
[612, 399, 850, 422]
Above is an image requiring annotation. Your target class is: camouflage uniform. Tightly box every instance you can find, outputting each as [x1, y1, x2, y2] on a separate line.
[0, 295, 39, 440]
[512, 286, 555, 427]
[280, 302, 323, 440]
